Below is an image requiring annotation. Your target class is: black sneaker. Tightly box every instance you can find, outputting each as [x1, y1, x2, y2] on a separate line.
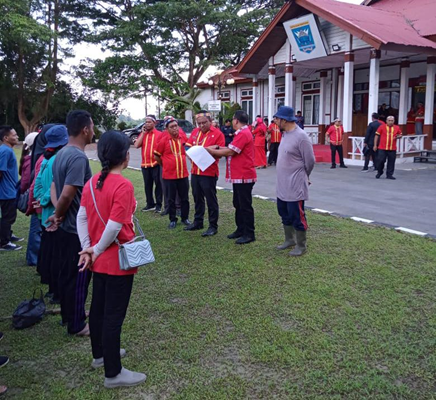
[227, 231, 243, 239]
[154, 207, 162, 213]
[361, 168, 369, 173]
[375, 174, 381, 179]
[339, 164, 348, 168]
[181, 219, 192, 226]
[0, 242, 22, 251]
[160, 210, 169, 216]
[141, 206, 156, 212]
[386, 176, 396, 180]
[11, 235, 24, 242]
[168, 221, 177, 229]
[330, 165, 336, 169]
[0, 356, 9, 368]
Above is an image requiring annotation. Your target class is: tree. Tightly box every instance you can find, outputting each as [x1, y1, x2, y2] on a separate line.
[80, 0, 279, 103]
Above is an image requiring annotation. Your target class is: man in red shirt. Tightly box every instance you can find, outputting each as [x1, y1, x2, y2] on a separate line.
[154, 118, 191, 229]
[414, 102, 424, 135]
[326, 118, 347, 169]
[374, 115, 402, 180]
[207, 110, 257, 244]
[267, 121, 281, 166]
[134, 115, 163, 213]
[185, 110, 225, 237]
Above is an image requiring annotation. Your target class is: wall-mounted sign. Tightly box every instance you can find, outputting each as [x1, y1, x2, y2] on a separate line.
[283, 14, 327, 62]
[208, 100, 221, 112]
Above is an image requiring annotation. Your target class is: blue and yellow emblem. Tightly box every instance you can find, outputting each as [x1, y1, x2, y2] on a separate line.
[290, 21, 316, 54]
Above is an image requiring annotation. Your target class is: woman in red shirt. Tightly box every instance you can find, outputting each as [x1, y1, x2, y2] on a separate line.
[253, 117, 267, 168]
[77, 131, 146, 389]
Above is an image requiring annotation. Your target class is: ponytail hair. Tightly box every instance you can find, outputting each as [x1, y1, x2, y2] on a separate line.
[96, 130, 130, 190]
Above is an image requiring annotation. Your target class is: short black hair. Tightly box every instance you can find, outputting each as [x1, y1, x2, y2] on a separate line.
[66, 110, 92, 137]
[0, 125, 14, 142]
[233, 110, 249, 124]
[255, 115, 261, 118]
[225, 119, 231, 123]
[372, 113, 379, 120]
[297, 111, 302, 114]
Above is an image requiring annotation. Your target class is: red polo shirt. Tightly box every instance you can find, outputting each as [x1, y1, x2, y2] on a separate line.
[268, 122, 281, 143]
[326, 125, 344, 145]
[186, 126, 225, 177]
[161, 128, 188, 145]
[226, 126, 257, 184]
[376, 124, 402, 151]
[140, 128, 162, 168]
[154, 134, 188, 179]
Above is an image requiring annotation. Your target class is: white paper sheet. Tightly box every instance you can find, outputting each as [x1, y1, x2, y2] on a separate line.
[186, 145, 216, 172]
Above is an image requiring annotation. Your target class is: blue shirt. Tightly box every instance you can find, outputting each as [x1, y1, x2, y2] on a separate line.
[0, 145, 18, 200]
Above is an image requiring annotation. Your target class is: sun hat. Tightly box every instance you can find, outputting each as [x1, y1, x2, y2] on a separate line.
[273, 106, 298, 122]
[44, 125, 69, 149]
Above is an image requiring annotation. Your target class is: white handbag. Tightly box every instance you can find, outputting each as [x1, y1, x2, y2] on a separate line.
[90, 177, 155, 270]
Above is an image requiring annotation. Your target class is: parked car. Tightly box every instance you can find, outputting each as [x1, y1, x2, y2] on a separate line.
[123, 119, 195, 144]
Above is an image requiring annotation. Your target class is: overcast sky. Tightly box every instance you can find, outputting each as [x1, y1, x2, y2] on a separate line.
[66, 0, 363, 120]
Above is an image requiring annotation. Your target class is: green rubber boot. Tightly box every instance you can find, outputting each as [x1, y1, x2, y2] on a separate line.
[289, 230, 307, 256]
[277, 225, 296, 250]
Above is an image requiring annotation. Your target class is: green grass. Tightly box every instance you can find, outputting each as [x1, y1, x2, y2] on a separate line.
[1, 161, 435, 399]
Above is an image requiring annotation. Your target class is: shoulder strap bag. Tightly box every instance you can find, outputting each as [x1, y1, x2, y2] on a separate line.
[89, 176, 155, 271]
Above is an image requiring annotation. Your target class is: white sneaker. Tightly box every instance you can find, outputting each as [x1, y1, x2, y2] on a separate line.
[104, 367, 147, 388]
[91, 349, 127, 368]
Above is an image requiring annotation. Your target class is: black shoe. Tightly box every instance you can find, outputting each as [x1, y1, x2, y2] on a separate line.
[235, 236, 256, 245]
[168, 221, 177, 229]
[386, 176, 396, 180]
[160, 210, 169, 216]
[0, 242, 22, 251]
[155, 207, 162, 213]
[330, 165, 336, 169]
[141, 205, 156, 212]
[11, 234, 24, 242]
[184, 223, 203, 231]
[361, 168, 369, 172]
[181, 219, 192, 226]
[339, 164, 347, 168]
[202, 227, 217, 237]
[227, 231, 243, 239]
[0, 356, 9, 368]
[375, 174, 381, 179]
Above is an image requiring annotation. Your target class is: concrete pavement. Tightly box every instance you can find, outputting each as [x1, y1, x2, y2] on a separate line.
[85, 145, 436, 236]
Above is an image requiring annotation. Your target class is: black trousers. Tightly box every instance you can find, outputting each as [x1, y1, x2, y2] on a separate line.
[377, 150, 396, 177]
[232, 183, 255, 239]
[191, 175, 219, 229]
[268, 142, 280, 165]
[57, 228, 92, 333]
[90, 272, 134, 378]
[141, 166, 162, 209]
[363, 147, 376, 170]
[0, 199, 17, 246]
[161, 172, 180, 212]
[164, 178, 189, 222]
[330, 144, 345, 166]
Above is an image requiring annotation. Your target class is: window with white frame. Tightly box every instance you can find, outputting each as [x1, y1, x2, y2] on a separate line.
[241, 100, 253, 122]
[220, 91, 230, 101]
[302, 94, 320, 125]
[275, 97, 285, 110]
[275, 85, 285, 94]
[302, 81, 320, 91]
[241, 89, 253, 97]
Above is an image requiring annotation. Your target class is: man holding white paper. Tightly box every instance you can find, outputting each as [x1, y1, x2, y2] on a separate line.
[185, 111, 225, 237]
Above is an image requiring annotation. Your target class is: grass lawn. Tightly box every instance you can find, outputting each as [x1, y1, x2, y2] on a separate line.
[0, 160, 435, 399]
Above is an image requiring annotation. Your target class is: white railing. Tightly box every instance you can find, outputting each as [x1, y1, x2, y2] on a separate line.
[348, 135, 427, 159]
[307, 131, 319, 145]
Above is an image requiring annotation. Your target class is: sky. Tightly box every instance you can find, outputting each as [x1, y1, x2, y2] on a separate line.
[66, 0, 363, 120]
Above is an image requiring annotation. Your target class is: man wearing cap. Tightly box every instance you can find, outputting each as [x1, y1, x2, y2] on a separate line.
[206, 110, 257, 245]
[134, 115, 163, 213]
[185, 110, 225, 237]
[326, 118, 347, 169]
[374, 115, 402, 180]
[274, 106, 315, 257]
[154, 118, 191, 229]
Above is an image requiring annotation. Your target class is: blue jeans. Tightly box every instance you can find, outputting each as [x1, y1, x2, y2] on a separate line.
[277, 198, 308, 231]
[26, 214, 42, 266]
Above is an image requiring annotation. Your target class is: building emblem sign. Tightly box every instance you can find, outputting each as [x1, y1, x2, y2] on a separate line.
[284, 14, 327, 61]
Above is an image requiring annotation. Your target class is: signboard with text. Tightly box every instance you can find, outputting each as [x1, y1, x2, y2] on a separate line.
[283, 14, 327, 62]
[208, 100, 222, 112]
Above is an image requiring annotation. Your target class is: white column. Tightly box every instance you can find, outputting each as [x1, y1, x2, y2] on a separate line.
[319, 71, 327, 126]
[398, 59, 410, 126]
[292, 77, 297, 108]
[252, 77, 259, 121]
[337, 71, 344, 121]
[285, 64, 294, 107]
[343, 52, 354, 133]
[268, 57, 276, 123]
[331, 68, 338, 121]
[424, 60, 436, 126]
[368, 49, 380, 124]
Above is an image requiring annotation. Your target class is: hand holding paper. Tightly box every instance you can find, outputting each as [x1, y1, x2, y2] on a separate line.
[186, 146, 216, 172]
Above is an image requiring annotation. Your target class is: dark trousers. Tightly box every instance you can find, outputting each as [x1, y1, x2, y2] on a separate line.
[90, 272, 134, 378]
[232, 183, 255, 239]
[277, 198, 308, 231]
[165, 178, 189, 222]
[377, 149, 396, 177]
[57, 228, 92, 333]
[330, 144, 345, 166]
[161, 173, 180, 212]
[268, 142, 280, 165]
[191, 175, 219, 229]
[141, 166, 162, 209]
[363, 147, 376, 170]
[26, 214, 42, 266]
[37, 228, 61, 300]
[0, 199, 17, 246]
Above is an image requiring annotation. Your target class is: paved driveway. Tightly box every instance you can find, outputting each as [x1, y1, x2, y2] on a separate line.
[86, 146, 436, 236]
